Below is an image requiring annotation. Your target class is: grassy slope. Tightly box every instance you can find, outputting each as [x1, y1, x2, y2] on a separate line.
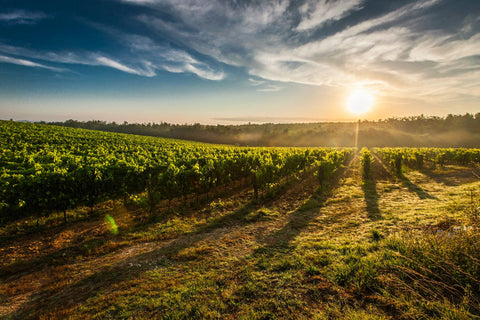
[1, 156, 480, 319]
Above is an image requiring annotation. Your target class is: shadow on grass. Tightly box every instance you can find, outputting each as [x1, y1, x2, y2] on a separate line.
[5, 170, 316, 318]
[399, 173, 439, 200]
[421, 167, 480, 187]
[5, 195, 264, 318]
[255, 193, 326, 251]
[0, 237, 123, 278]
[254, 157, 354, 253]
[371, 154, 396, 183]
[360, 156, 385, 220]
[421, 168, 457, 186]
[362, 179, 381, 220]
[372, 153, 438, 201]
[6, 163, 351, 318]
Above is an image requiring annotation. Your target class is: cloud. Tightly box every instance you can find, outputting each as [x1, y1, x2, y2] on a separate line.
[3, 0, 479, 106]
[68, 20, 225, 80]
[248, 78, 265, 86]
[162, 62, 224, 80]
[0, 11, 225, 81]
[408, 33, 480, 63]
[121, 0, 157, 3]
[0, 10, 49, 25]
[95, 56, 156, 77]
[121, 0, 480, 105]
[248, 78, 282, 92]
[133, 0, 291, 68]
[296, 0, 364, 31]
[0, 38, 225, 80]
[257, 85, 283, 92]
[0, 40, 225, 80]
[0, 54, 65, 72]
[0, 43, 159, 76]
[116, 33, 225, 80]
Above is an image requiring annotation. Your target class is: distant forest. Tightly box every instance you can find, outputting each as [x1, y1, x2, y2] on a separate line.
[45, 113, 480, 147]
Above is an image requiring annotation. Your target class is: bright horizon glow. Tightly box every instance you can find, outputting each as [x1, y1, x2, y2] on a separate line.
[346, 89, 374, 116]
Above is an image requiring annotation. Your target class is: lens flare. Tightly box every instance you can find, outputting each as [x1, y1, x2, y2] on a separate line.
[104, 214, 119, 235]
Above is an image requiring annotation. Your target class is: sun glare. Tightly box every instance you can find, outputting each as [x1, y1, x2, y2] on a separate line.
[347, 88, 374, 116]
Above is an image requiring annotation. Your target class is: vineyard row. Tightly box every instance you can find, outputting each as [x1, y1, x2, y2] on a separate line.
[0, 121, 351, 222]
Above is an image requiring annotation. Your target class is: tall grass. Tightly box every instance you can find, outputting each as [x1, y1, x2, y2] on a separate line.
[334, 224, 480, 318]
[384, 228, 480, 318]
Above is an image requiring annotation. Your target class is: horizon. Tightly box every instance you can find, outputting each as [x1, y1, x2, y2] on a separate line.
[3, 111, 476, 127]
[1, 0, 479, 123]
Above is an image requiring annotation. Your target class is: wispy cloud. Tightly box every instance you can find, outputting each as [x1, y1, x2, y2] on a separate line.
[0, 11, 225, 81]
[248, 78, 265, 86]
[3, 0, 479, 107]
[0, 10, 49, 25]
[60, 20, 225, 80]
[409, 33, 480, 63]
[0, 54, 65, 72]
[257, 85, 283, 92]
[248, 78, 282, 92]
[0, 43, 159, 77]
[116, 32, 225, 80]
[95, 56, 156, 77]
[133, 0, 291, 68]
[121, 0, 480, 104]
[0, 40, 225, 80]
[162, 62, 224, 80]
[296, 0, 364, 31]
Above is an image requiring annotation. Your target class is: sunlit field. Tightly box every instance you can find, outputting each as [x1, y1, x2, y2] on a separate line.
[1, 121, 480, 319]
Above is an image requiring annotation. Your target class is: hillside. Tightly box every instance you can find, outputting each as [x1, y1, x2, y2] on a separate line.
[47, 113, 480, 147]
[0, 120, 348, 224]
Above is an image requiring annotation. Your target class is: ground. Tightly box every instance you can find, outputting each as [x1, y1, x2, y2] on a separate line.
[1, 155, 479, 319]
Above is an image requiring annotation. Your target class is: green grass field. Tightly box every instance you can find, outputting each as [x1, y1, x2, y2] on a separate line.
[1, 152, 480, 319]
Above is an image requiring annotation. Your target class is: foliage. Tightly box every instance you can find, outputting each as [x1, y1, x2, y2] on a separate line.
[375, 147, 480, 174]
[360, 148, 372, 179]
[0, 120, 351, 222]
[315, 150, 350, 187]
[48, 112, 480, 147]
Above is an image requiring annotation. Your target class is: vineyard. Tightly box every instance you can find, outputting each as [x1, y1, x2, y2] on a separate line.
[0, 120, 351, 223]
[375, 147, 480, 174]
[1, 121, 480, 319]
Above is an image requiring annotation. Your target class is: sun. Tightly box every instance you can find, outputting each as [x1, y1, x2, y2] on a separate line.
[346, 88, 374, 116]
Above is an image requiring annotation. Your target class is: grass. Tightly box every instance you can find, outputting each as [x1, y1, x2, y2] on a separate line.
[1, 156, 480, 319]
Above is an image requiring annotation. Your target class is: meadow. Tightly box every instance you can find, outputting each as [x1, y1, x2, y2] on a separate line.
[1, 121, 479, 319]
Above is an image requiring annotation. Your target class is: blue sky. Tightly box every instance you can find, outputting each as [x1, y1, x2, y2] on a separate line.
[0, 0, 479, 124]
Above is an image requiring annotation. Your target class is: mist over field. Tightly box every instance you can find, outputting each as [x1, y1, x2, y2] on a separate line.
[49, 113, 480, 147]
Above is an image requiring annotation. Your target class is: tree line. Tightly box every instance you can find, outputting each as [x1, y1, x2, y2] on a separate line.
[41, 113, 480, 147]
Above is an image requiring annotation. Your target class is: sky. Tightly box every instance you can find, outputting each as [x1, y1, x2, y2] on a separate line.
[0, 0, 479, 124]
